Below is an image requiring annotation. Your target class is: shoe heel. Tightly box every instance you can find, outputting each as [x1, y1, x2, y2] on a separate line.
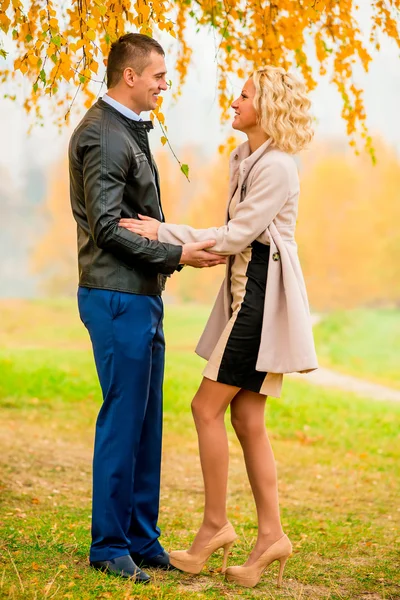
[221, 541, 234, 573]
[277, 556, 289, 587]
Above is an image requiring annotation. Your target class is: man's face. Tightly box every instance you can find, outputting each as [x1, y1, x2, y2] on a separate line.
[129, 51, 168, 113]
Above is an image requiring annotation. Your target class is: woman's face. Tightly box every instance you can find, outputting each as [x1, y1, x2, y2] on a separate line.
[231, 78, 258, 132]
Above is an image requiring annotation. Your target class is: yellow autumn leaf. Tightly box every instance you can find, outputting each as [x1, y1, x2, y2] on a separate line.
[161, 136, 167, 146]
[0, 0, 398, 149]
[137, 4, 150, 21]
[46, 44, 56, 58]
[86, 18, 97, 29]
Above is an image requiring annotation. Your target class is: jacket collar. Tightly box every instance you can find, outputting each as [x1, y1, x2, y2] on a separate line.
[228, 138, 273, 200]
[230, 137, 273, 170]
[95, 99, 154, 131]
[102, 93, 142, 122]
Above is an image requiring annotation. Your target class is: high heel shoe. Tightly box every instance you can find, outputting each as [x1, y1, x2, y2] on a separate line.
[225, 533, 292, 588]
[169, 522, 237, 574]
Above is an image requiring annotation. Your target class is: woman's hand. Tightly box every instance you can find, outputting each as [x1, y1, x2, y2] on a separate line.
[119, 215, 160, 241]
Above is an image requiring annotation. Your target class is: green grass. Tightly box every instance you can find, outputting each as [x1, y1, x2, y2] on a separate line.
[0, 300, 399, 600]
[313, 308, 400, 389]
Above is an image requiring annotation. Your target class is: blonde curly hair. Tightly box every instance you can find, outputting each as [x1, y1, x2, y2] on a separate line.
[252, 66, 313, 154]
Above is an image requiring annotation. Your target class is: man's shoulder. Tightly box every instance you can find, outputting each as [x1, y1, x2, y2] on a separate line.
[70, 102, 131, 150]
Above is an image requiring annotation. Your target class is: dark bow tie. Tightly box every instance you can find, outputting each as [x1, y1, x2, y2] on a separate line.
[139, 120, 154, 131]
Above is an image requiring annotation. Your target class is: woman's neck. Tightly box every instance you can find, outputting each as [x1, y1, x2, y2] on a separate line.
[247, 130, 270, 154]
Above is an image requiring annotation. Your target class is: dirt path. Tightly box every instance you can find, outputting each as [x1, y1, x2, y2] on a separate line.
[289, 367, 400, 402]
[288, 314, 400, 402]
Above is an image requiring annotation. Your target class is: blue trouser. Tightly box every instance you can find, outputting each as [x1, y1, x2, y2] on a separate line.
[77, 287, 165, 562]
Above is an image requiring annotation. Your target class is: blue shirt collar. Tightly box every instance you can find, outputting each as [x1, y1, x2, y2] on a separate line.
[102, 94, 142, 122]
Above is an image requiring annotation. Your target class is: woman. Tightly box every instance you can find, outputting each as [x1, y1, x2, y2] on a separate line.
[119, 66, 318, 588]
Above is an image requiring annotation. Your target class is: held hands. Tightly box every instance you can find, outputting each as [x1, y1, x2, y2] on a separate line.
[180, 240, 226, 269]
[118, 215, 226, 269]
[119, 214, 160, 241]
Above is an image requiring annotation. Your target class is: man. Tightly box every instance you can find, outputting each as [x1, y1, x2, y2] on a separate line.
[68, 33, 224, 582]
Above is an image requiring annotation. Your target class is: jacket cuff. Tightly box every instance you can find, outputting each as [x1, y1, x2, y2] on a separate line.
[160, 243, 183, 275]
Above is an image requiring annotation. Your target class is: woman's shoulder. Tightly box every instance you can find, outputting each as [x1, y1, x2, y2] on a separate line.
[261, 148, 297, 171]
[253, 148, 298, 180]
[250, 149, 299, 193]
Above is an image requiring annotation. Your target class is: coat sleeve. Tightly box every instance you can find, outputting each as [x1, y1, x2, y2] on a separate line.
[80, 124, 182, 275]
[158, 161, 290, 255]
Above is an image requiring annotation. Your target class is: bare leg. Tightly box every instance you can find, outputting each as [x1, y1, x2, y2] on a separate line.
[189, 377, 240, 554]
[230, 389, 284, 566]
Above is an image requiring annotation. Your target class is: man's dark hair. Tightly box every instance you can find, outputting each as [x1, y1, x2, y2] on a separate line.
[106, 33, 165, 88]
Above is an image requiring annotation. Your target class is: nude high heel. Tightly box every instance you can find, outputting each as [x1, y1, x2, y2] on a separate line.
[169, 522, 237, 574]
[225, 533, 292, 588]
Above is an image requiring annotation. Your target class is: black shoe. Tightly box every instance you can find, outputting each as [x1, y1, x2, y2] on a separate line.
[130, 549, 177, 571]
[90, 554, 151, 582]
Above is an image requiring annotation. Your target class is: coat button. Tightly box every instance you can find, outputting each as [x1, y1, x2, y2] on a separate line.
[234, 154, 238, 160]
[272, 252, 280, 261]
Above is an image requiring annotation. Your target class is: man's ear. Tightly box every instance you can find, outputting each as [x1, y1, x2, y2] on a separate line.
[123, 67, 137, 88]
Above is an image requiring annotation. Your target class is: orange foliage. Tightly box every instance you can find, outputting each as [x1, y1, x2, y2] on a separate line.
[1, 0, 400, 149]
[166, 148, 230, 303]
[297, 138, 400, 309]
[32, 138, 400, 308]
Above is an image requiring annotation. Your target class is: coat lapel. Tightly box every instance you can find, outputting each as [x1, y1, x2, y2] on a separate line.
[226, 142, 249, 223]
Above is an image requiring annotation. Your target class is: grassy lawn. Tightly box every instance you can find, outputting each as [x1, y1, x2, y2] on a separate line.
[313, 309, 400, 390]
[0, 300, 399, 600]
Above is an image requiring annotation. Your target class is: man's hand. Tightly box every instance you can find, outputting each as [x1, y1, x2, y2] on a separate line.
[180, 240, 226, 268]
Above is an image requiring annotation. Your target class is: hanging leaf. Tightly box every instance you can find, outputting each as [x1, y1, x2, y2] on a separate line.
[0, 0, 398, 158]
[180, 164, 189, 179]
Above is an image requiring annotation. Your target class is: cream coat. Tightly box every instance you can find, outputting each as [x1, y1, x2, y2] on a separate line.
[158, 139, 318, 374]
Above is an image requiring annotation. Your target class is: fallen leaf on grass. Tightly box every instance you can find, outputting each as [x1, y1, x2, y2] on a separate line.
[295, 431, 324, 445]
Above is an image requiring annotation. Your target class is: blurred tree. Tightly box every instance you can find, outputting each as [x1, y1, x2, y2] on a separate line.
[31, 159, 77, 295]
[0, 0, 399, 154]
[0, 167, 43, 296]
[298, 138, 400, 309]
[172, 150, 229, 303]
[32, 138, 400, 308]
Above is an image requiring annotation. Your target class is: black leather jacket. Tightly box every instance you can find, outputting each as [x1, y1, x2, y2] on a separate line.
[69, 98, 183, 296]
